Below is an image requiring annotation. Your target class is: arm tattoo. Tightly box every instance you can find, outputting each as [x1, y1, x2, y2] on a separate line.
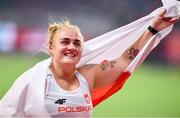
[127, 47, 139, 61]
[86, 64, 97, 70]
[100, 61, 117, 71]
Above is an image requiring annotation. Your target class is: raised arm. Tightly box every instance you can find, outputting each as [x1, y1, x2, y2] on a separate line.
[78, 9, 179, 90]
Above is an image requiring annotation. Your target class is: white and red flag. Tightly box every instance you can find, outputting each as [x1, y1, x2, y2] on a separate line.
[79, 0, 180, 107]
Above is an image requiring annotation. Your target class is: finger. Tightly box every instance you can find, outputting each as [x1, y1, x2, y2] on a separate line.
[158, 8, 166, 17]
[170, 17, 180, 23]
[170, 17, 179, 21]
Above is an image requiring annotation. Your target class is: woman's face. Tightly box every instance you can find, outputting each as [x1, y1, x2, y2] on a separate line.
[49, 27, 83, 66]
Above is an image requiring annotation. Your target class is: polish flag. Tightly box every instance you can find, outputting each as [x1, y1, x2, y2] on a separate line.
[76, 0, 180, 106]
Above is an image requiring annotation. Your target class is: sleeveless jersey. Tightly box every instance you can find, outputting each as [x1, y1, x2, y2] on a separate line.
[44, 69, 93, 117]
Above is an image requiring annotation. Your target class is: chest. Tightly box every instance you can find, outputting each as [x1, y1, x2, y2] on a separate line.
[44, 71, 93, 116]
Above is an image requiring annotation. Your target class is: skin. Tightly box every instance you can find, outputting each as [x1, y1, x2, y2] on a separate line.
[49, 27, 83, 91]
[49, 8, 179, 93]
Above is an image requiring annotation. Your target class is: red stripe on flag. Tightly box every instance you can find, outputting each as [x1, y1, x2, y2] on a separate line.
[92, 71, 131, 107]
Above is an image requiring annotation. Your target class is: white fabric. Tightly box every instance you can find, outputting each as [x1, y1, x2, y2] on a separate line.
[0, 0, 179, 116]
[44, 69, 93, 117]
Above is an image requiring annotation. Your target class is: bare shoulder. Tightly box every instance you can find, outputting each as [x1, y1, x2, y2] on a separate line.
[77, 64, 97, 91]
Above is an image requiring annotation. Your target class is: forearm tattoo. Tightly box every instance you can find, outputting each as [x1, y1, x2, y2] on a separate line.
[86, 61, 117, 71]
[127, 47, 139, 61]
[86, 64, 97, 70]
[99, 61, 116, 71]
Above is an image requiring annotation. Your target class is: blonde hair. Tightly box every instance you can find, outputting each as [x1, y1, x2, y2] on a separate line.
[47, 19, 84, 50]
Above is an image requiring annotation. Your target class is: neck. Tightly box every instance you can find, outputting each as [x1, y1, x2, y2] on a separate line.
[50, 61, 76, 81]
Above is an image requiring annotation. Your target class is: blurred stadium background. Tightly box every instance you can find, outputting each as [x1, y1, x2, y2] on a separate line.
[0, 0, 180, 117]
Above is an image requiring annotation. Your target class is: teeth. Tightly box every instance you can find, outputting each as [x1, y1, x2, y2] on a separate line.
[64, 53, 75, 57]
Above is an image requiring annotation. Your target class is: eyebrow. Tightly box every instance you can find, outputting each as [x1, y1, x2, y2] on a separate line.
[60, 38, 81, 42]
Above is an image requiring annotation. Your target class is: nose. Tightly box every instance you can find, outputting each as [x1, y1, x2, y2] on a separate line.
[67, 42, 76, 50]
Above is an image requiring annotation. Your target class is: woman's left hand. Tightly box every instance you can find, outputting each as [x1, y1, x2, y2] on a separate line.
[151, 8, 179, 31]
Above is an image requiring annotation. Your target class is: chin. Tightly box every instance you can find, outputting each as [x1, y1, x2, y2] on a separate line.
[63, 59, 79, 65]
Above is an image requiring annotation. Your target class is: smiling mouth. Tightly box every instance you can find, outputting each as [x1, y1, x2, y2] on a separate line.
[64, 53, 76, 57]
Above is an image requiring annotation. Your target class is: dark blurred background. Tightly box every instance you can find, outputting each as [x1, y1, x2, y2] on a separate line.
[0, 0, 180, 65]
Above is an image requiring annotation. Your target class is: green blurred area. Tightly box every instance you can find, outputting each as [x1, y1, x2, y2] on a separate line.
[0, 54, 180, 117]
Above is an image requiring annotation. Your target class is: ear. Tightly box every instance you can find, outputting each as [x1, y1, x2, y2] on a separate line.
[49, 45, 53, 50]
[48, 45, 53, 55]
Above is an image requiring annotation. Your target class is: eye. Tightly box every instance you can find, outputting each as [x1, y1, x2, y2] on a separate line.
[61, 40, 69, 45]
[74, 42, 81, 47]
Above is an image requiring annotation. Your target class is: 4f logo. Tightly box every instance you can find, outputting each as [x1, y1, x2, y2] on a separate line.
[55, 99, 67, 105]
